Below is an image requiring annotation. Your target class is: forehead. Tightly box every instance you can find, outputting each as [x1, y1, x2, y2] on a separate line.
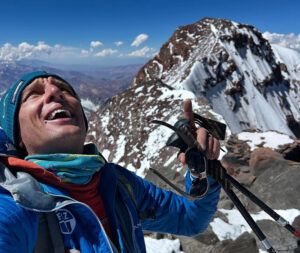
[22, 76, 76, 96]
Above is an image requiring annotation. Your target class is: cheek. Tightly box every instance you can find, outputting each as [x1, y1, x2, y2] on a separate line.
[18, 107, 28, 132]
[71, 100, 86, 126]
[18, 103, 39, 135]
[18, 111, 31, 141]
[19, 100, 41, 120]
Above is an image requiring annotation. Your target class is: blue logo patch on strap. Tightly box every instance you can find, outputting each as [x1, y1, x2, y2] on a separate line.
[56, 209, 77, 234]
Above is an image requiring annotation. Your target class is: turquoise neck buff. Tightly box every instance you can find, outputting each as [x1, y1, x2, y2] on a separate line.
[25, 144, 106, 184]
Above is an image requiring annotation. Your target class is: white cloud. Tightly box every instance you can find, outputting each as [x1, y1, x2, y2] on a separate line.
[81, 49, 89, 55]
[128, 46, 156, 57]
[54, 44, 68, 50]
[263, 32, 300, 50]
[0, 41, 52, 61]
[0, 39, 154, 63]
[131, 34, 148, 47]
[94, 48, 118, 57]
[90, 41, 103, 48]
[35, 41, 52, 52]
[114, 41, 124, 47]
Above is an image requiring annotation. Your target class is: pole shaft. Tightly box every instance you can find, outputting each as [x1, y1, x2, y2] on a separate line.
[224, 172, 279, 219]
[224, 188, 276, 252]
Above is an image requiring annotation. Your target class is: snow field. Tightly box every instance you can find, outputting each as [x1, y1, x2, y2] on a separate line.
[211, 209, 300, 241]
[237, 131, 294, 151]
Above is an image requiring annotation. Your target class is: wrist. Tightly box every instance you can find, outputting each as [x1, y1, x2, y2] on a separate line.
[190, 173, 200, 181]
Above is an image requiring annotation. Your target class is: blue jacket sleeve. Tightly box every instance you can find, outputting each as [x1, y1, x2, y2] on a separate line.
[0, 190, 38, 253]
[117, 166, 220, 236]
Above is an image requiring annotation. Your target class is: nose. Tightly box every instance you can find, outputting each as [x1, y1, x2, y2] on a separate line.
[44, 78, 65, 103]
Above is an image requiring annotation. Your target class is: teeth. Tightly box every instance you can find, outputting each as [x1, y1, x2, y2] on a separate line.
[47, 109, 71, 120]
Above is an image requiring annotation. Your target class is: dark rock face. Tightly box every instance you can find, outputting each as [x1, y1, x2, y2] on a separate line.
[287, 115, 300, 139]
[279, 140, 300, 162]
[256, 220, 298, 252]
[223, 134, 252, 166]
[246, 159, 300, 212]
[249, 148, 284, 176]
[210, 232, 259, 253]
[293, 216, 300, 232]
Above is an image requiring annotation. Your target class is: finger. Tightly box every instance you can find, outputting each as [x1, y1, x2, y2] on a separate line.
[212, 138, 220, 160]
[206, 135, 214, 160]
[178, 152, 186, 164]
[196, 128, 208, 151]
[183, 99, 196, 131]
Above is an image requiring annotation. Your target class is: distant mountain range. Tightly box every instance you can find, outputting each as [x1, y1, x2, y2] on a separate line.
[0, 60, 142, 100]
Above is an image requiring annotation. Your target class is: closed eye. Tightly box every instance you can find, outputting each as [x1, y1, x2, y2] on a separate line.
[22, 90, 43, 102]
[59, 85, 76, 97]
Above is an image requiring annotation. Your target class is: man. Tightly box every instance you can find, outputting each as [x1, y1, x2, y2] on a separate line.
[0, 71, 221, 253]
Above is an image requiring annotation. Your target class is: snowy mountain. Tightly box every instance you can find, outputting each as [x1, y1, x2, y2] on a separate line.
[133, 18, 300, 138]
[87, 17, 300, 253]
[87, 79, 227, 178]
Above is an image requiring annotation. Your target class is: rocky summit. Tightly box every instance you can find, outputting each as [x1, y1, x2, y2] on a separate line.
[133, 17, 300, 138]
[87, 17, 300, 252]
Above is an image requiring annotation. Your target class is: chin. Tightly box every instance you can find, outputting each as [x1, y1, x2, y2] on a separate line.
[48, 130, 86, 150]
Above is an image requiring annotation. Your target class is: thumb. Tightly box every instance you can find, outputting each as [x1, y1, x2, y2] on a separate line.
[183, 99, 196, 131]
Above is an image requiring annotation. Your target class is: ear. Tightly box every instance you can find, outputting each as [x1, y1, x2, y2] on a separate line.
[18, 139, 25, 149]
[18, 138, 28, 158]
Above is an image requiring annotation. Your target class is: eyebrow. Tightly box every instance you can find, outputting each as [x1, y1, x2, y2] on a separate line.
[21, 77, 77, 101]
[49, 78, 78, 97]
[21, 79, 42, 101]
[50, 78, 74, 92]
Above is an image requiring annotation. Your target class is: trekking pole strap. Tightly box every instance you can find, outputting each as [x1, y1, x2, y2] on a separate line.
[208, 160, 231, 191]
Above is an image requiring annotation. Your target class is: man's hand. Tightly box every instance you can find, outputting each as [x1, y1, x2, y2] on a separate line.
[178, 99, 220, 165]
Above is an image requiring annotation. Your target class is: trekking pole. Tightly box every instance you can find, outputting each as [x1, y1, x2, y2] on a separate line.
[208, 160, 300, 240]
[224, 188, 276, 253]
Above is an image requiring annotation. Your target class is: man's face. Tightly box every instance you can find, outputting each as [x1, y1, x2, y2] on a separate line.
[18, 76, 87, 155]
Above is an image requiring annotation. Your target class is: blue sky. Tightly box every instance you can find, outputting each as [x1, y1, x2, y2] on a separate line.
[1, 0, 299, 67]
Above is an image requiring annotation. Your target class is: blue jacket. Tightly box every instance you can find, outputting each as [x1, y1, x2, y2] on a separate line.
[0, 159, 220, 253]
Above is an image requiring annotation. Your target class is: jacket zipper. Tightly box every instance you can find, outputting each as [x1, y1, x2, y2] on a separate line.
[19, 193, 117, 253]
[123, 202, 141, 253]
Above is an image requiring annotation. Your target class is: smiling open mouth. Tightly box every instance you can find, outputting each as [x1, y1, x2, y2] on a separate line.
[47, 109, 72, 120]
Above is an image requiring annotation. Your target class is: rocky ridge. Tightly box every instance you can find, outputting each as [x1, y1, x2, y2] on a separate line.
[87, 79, 226, 178]
[133, 18, 300, 138]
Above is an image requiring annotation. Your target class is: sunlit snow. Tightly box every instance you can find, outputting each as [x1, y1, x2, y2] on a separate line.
[237, 131, 294, 151]
[144, 237, 183, 253]
[211, 209, 300, 241]
[81, 98, 100, 112]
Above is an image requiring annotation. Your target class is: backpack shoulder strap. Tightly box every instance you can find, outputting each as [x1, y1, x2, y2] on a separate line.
[34, 212, 66, 253]
[115, 169, 156, 221]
